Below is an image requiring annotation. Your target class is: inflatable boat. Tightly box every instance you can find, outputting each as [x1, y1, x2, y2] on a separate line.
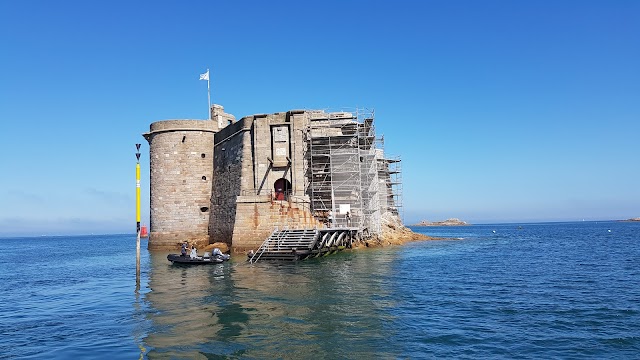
[167, 253, 230, 265]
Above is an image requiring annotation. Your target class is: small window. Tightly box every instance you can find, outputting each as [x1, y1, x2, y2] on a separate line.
[182, 136, 186, 143]
[201, 153, 206, 158]
[202, 176, 207, 181]
[200, 207, 209, 212]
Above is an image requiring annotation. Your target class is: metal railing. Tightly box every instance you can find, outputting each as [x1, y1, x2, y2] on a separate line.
[249, 228, 277, 263]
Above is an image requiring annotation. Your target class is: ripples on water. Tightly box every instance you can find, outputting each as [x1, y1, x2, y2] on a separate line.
[143, 249, 402, 359]
[0, 221, 638, 359]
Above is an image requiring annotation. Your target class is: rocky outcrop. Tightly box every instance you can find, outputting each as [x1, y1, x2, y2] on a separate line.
[353, 212, 434, 248]
[413, 218, 469, 226]
[621, 217, 640, 222]
[203, 242, 230, 253]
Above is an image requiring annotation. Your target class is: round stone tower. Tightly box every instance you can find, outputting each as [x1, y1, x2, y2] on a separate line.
[143, 120, 217, 250]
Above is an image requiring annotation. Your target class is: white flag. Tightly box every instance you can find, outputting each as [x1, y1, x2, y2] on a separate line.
[199, 70, 209, 81]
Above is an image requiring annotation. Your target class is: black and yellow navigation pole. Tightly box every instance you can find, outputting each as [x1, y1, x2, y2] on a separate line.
[133, 147, 147, 358]
[135, 144, 141, 288]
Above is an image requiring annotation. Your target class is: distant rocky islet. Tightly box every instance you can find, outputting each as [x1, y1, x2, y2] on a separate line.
[413, 218, 469, 226]
[413, 218, 640, 225]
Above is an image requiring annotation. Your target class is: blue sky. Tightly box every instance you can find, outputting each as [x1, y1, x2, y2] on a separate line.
[1, 1, 638, 236]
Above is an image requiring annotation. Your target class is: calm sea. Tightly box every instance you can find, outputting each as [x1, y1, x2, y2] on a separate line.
[1, 221, 638, 359]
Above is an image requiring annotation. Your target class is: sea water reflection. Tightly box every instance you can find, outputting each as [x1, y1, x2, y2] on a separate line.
[142, 249, 400, 359]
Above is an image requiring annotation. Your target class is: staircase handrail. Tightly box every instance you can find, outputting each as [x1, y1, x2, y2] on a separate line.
[275, 229, 288, 250]
[249, 228, 278, 263]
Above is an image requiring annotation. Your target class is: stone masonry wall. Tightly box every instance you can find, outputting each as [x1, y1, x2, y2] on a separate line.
[210, 112, 325, 252]
[231, 197, 325, 253]
[145, 120, 216, 250]
[210, 118, 253, 245]
[251, 112, 309, 197]
[289, 111, 308, 196]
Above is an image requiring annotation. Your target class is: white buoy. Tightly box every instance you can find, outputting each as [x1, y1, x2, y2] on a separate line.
[608, 229, 611, 233]
[492, 230, 496, 233]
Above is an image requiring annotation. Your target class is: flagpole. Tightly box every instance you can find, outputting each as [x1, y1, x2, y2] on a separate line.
[207, 68, 211, 120]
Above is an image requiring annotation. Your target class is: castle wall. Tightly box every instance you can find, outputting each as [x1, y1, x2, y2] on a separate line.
[210, 118, 253, 245]
[231, 197, 324, 253]
[209, 111, 323, 252]
[250, 111, 308, 197]
[253, 113, 289, 195]
[289, 111, 309, 196]
[144, 120, 217, 250]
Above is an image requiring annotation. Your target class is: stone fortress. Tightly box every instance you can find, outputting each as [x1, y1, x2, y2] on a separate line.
[143, 104, 403, 253]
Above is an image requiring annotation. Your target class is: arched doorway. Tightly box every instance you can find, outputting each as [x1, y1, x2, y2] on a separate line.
[273, 178, 291, 200]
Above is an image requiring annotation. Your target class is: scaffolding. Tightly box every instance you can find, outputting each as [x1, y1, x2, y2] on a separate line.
[305, 109, 383, 234]
[377, 153, 403, 219]
[358, 115, 381, 234]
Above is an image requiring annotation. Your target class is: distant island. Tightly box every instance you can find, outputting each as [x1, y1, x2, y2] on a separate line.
[620, 218, 640, 222]
[413, 218, 469, 226]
